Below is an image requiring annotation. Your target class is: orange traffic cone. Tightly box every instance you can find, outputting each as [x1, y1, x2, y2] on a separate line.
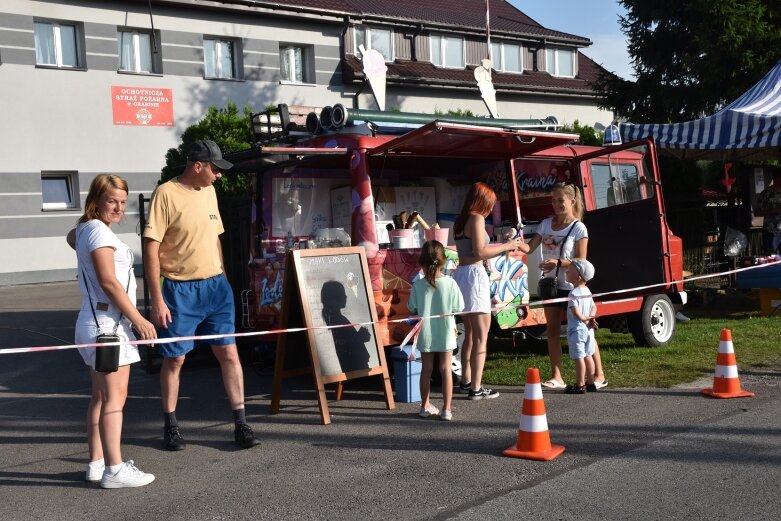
[503, 367, 565, 461]
[701, 329, 754, 399]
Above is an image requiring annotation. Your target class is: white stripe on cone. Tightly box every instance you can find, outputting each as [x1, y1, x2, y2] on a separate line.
[520, 414, 549, 433]
[718, 340, 735, 354]
[715, 365, 740, 378]
[524, 383, 543, 400]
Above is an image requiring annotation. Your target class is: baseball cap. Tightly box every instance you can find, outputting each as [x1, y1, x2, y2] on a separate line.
[571, 258, 595, 282]
[187, 140, 233, 170]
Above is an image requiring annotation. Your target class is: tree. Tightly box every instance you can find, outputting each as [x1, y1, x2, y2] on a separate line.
[160, 102, 255, 196]
[560, 120, 601, 146]
[595, 0, 781, 123]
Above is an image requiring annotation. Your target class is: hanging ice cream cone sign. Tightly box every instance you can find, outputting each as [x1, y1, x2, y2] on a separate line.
[359, 44, 388, 111]
[474, 59, 498, 118]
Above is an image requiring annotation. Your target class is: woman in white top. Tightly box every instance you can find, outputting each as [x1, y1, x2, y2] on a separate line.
[68, 174, 156, 489]
[521, 183, 607, 390]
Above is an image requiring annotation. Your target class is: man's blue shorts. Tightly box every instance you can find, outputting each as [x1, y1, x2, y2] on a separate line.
[158, 274, 235, 357]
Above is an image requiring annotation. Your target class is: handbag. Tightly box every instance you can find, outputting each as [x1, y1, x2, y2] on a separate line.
[536, 220, 578, 299]
[537, 277, 559, 300]
[81, 265, 131, 374]
[95, 332, 121, 373]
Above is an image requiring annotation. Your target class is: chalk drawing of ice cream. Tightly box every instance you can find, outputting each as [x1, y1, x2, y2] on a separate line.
[346, 272, 359, 298]
[359, 44, 388, 111]
[474, 58, 498, 118]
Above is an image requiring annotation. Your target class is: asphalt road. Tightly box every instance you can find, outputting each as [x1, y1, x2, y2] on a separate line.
[1, 282, 779, 520]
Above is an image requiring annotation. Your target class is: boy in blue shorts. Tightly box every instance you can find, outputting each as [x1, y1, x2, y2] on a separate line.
[144, 140, 260, 450]
[563, 259, 598, 395]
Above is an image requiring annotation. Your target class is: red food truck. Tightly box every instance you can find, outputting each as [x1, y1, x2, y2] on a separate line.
[241, 107, 685, 358]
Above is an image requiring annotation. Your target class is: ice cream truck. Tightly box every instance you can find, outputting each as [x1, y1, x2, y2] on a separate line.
[241, 106, 686, 355]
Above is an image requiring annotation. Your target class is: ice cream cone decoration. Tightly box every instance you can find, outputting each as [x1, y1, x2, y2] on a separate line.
[701, 329, 754, 399]
[474, 59, 498, 118]
[503, 368, 565, 461]
[359, 45, 387, 111]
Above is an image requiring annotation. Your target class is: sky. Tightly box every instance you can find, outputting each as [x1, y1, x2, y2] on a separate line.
[508, 0, 633, 79]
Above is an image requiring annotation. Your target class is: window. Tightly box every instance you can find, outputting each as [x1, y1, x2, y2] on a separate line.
[490, 42, 522, 73]
[591, 162, 651, 209]
[545, 48, 575, 77]
[204, 38, 239, 79]
[430, 35, 464, 68]
[118, 29, 158, 73]
[354, 26, 393, 62]
[279, 45, 313, 84]
[34, 20, 83, 68]
[41, 172, 79, 210]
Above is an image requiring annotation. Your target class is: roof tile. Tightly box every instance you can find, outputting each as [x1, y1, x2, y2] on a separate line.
[343, 53, 603, 96]
[240, 0, 589, 42]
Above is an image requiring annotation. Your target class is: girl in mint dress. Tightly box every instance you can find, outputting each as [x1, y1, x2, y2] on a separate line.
[408, 240, 464, 421]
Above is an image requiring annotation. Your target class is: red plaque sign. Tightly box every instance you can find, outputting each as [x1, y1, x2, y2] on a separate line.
[111, 86, 173, 126]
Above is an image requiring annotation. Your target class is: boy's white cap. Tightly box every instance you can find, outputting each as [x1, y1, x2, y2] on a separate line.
[571, 258, 595, 282]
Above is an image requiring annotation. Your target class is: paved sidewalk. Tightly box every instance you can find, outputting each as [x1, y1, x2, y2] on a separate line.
[1, 282, 780, 520]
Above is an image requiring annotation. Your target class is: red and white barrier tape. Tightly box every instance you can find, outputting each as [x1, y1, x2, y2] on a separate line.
[1, 260, 779, 356]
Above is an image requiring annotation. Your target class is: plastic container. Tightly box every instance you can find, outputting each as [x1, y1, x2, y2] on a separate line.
[388, 229, 414, 249]
[314, 227, 351, 248]
[390, 346, 421, 402]
[424, 227, 450, 245]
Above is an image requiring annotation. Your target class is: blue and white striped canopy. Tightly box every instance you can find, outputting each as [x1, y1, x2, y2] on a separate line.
[620, 61, 781, 160]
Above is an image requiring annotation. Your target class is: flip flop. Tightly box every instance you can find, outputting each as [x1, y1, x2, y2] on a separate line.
[593, 380, 609, 390]
[541, 379, 566, 390]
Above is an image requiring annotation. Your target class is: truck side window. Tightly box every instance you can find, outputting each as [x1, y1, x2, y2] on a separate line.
[591, 162, 648, 208]
[591, 164, 614, 209]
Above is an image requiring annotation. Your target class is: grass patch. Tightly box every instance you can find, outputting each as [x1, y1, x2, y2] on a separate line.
[483, 289, 781, 388]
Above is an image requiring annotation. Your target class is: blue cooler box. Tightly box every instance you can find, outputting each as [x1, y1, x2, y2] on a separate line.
[391, 346, 421, 402]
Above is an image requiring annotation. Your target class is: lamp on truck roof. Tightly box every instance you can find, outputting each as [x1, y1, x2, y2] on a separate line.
[603, 122, 622, 146]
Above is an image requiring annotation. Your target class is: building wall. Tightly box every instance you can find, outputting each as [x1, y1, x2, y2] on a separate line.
[0, 0, 347, 286]
[0, 0, 611, 286]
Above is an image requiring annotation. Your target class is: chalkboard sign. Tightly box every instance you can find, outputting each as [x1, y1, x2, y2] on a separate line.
[271, 247, 394, 424]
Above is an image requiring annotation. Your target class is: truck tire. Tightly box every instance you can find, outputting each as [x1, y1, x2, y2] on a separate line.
[627, 294, 676, 347]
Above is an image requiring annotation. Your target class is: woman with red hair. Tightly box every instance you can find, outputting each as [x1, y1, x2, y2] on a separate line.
[452, 183, 523, 400]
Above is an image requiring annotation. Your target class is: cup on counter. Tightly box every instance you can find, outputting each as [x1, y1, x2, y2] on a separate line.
[389, 229, 414, 249]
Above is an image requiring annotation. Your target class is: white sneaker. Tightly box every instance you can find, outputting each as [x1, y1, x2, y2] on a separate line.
[85, 460, 105, 482]
[418, 406, 440, 418]
[100, 460, 155, 489]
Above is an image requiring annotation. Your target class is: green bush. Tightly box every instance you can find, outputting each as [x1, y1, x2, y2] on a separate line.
[160, 102, 255, 197]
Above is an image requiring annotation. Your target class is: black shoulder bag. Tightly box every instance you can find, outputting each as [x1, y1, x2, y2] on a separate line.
[536, 220, 578, 300]
[81, 266, 131, 373]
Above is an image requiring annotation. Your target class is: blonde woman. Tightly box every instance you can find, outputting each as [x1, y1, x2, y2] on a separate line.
[522, 183, 608, 390]
[68, 174, 156, 488]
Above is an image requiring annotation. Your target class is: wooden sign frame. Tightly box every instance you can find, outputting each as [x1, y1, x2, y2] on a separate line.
[270, 246, 395, 424]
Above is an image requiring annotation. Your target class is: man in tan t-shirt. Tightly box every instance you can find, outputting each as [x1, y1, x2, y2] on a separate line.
[144, 140, 260, 451]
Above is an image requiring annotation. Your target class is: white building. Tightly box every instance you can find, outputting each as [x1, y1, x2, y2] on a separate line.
[0, 0, 613, 285]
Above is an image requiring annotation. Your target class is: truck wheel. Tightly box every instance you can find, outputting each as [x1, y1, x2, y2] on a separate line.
[627, 294, 676, 347]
